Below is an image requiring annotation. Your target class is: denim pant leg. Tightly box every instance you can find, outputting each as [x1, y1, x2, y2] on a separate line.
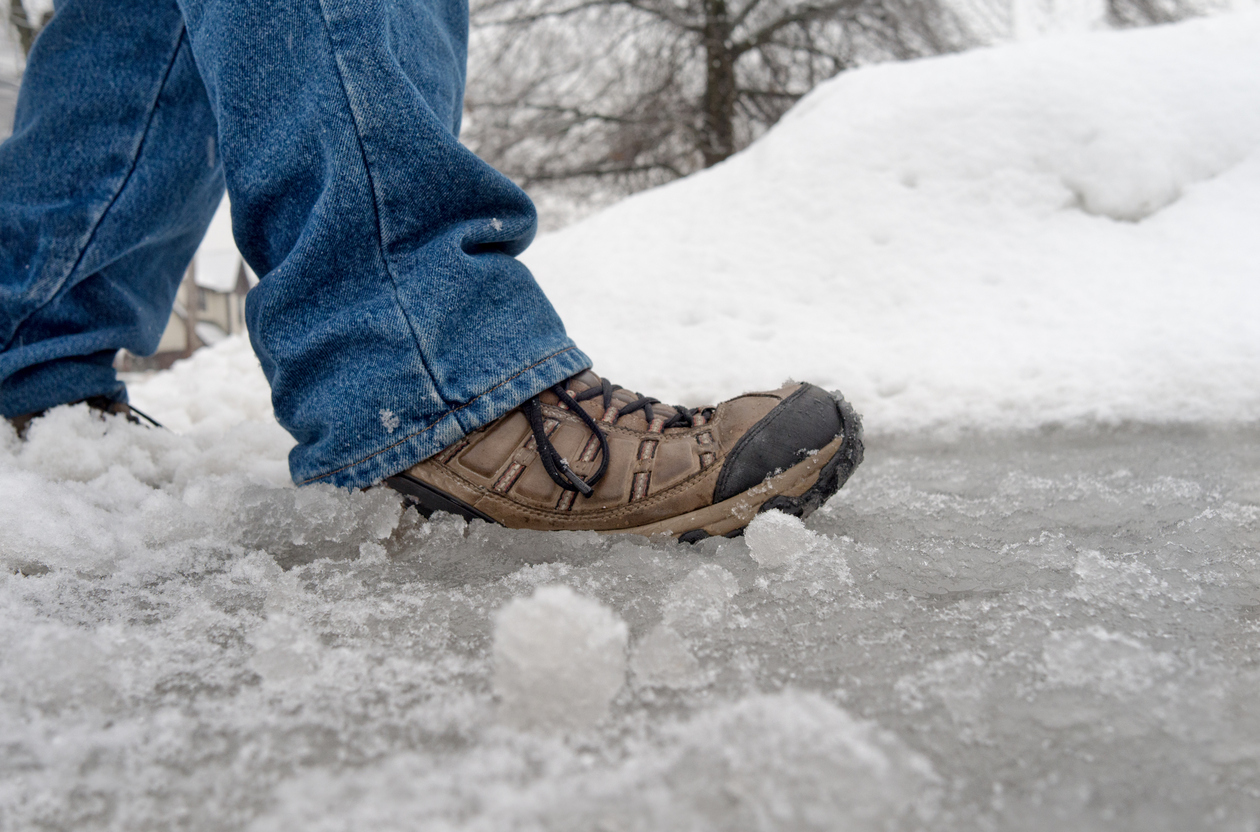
[2, 0, 591, 488]
[174, 0, 592, 488]
[0, 0, 225, 417]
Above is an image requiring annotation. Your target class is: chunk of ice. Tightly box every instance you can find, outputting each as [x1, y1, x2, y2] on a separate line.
[493, 585, 628, 731]
[745, 509, 820, 568]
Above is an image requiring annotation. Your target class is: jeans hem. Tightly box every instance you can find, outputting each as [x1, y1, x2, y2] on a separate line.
[297, 344, 591, 489]
[0, 350, 128, 418]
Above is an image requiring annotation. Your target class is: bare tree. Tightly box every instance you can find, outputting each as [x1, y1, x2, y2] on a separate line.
[1105, 0, 1199, 27]
[6, 0, 51, 58]
[463, 0, 970, 215]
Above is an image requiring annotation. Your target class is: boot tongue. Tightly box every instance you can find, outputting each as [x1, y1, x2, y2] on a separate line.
[566, 370, 603, 393]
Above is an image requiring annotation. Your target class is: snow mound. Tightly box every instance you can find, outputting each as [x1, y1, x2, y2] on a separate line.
[493, 584, 628, 730]
[526, 13, 1260, 434]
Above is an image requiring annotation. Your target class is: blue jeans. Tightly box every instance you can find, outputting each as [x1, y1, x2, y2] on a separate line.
[0, 0, 591, 488]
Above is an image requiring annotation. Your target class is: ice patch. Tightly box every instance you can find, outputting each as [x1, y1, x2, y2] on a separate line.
[638, 691, 941, 830]
[631, 624, 703, 690]
[662, 564, 740, 634]
[895, 651, 992, 742]
[4, 419, 1260, 828]
[1042, 626, 1178, 698]
[249, 690, 939, 832]
[493, 585, 628, 730]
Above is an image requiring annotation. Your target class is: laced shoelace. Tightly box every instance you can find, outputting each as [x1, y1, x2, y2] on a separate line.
[83, 396, 164, 429]
[519, 377, 698, 497]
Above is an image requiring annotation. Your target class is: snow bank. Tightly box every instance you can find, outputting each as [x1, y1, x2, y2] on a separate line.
[525, 13, 1260, 434]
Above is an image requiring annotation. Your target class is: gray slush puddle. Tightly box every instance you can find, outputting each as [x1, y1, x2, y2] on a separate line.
[4, 423, 1259, 831]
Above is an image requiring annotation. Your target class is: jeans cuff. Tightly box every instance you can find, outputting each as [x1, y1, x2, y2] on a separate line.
[0, 351, 126, 418]
[296, 345, 592, 489]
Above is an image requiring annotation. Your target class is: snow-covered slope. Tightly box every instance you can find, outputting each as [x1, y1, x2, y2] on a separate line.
[525, 12, 1260, 434]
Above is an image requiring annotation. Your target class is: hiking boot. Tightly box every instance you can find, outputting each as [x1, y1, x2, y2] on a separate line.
[385, 371, 863, 540]
[6, 396, 162, 438]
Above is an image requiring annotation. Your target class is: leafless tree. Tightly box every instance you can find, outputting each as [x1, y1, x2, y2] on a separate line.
[1105, 0, 1198, 27]
[6, 0, 51, 58]
[463, 0, 971, 215]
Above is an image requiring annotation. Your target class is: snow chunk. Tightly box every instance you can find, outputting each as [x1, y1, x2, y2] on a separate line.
[493, 585, 628, 730]
[249, 612, 322, 684]
[745, 509, 819, 567]
[128, 334, 279, 437]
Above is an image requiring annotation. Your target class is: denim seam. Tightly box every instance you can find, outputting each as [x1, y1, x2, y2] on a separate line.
[310, 0, 448, 407]
[2, 26, 188, 353]
[297, 344, 581, 485]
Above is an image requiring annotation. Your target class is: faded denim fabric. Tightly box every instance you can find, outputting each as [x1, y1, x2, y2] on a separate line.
[0, 0, 591, 487]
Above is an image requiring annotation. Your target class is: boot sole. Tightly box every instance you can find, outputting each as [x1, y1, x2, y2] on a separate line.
[386, 391, 864, 541]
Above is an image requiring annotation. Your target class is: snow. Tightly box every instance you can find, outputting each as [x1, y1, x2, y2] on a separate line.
[744, 509, 823, 568]
[7, 397, 1259, 828]
[524, 12, 1260, 436]
[492, 584, 628, 730]
[4, 13, 1260, 832]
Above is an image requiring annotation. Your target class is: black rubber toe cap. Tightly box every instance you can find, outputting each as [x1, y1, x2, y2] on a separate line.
[712, 384, 843, 503]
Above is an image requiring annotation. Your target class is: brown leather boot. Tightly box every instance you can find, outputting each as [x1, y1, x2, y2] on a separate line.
[6, 396, 161, 438]
[386, 372, 863, 540]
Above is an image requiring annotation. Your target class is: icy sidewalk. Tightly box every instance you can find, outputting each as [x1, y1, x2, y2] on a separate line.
[3, 404, 1259, 830]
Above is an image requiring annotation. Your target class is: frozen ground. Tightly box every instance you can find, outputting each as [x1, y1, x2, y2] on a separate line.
[5, 12, 1260, 832]
[4, 402, 1259, 830]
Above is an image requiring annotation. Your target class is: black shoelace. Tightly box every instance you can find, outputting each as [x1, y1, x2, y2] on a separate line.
[519, 377, 698, 497]
[83, 395, 164, 429]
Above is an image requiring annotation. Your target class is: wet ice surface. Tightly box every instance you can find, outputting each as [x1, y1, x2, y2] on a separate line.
[4, 415, 1260, 831]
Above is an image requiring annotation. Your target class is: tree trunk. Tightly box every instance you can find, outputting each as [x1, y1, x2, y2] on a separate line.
[8, 0, 51, 57]
[699, 0, 737, 167]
